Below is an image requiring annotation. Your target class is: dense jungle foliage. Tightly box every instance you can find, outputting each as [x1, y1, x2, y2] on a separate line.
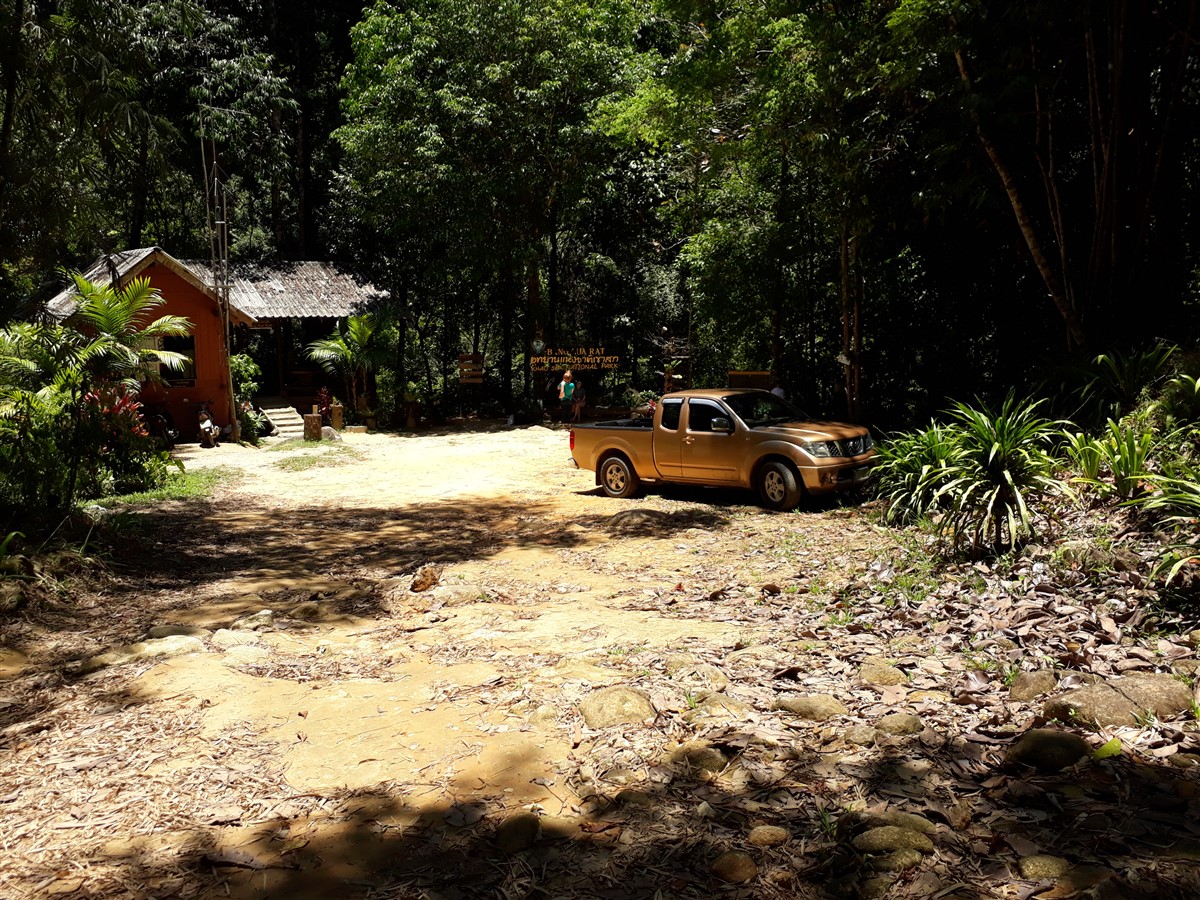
[2, 0, 1198, 424]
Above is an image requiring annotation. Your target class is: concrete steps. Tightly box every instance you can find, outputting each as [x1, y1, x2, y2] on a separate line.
[256, 398, 307, 440]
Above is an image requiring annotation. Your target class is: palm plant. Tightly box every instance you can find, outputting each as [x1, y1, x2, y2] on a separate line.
[306, 314, 387, 415]
[938, 394, 1069, 553]
[0, 275, 192, 513]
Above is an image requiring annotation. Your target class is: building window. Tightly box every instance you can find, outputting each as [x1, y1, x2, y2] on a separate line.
[161, 334, 196, 385]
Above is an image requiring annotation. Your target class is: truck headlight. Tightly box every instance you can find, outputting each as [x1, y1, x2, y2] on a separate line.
[802, 440, 840, 458]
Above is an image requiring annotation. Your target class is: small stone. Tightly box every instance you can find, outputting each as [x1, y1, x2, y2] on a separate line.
[80, 635, 206, 673]
[844, 725, 877, 746]
[0, 581, 24, 612]
[856, 810, 936, 835]
[288, 602, 322, 620]
[223, 645, 270, 664]
[859, 659, 907, 686]
[876, 713, 924, 736]
[696, 801, 717, 819]
[1186, 630, 1200, 649]
[747, 825, 789, 847]
[909, 690, 952, 703]
[1005, 728, 1090, 772]
[711, 850, 758, 884]
[670, 662, 730, 692]
[320, 425, 342, 442]
[1009, 670, 1059, 701]
[615, 789, 655, 807]
[578, 686, 655, 728]
[681, 693, 753, 724]
[851, 826, 934, 854]
[231, 609, 275, 631]
[495, 812, 540, 853]
[528, 704, 559, 724]
[871, 849, 924, 872]
[211, 629, 261, 648]
[1018, 854, 1072, 880]
[672, 742, 730, 773]
[774, 695, 847, 721]
[144, 625, 211, 640]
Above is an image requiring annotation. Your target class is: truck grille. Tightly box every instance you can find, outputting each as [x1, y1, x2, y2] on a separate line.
[839, 435, 872, 457]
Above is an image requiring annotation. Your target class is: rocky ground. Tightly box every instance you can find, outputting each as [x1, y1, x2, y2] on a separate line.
[2, 425, 1200, 899]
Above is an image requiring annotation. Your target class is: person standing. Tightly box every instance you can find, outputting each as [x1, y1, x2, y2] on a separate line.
[571, 378, 587, 422]
[558, 370, 575, 420]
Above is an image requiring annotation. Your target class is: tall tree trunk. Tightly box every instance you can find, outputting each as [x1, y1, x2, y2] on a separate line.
[0, 0, 24, 220]
[954, 48, 1088, 350]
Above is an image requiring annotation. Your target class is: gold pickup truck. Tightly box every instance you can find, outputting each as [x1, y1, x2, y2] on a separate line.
[569, 389, 876, 510]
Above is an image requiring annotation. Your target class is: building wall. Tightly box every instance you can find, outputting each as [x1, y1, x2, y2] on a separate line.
[134, 264, 232, 441]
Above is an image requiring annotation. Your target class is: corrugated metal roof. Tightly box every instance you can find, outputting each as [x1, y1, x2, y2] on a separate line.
[44, 249, 386, 324]
[183, 260, 387, 320]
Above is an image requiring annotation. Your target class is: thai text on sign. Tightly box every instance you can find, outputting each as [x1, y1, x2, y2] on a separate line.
[531, 348, 621, 372]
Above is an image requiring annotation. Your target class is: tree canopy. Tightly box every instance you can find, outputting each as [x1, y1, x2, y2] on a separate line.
[1, 0, 1197, 426]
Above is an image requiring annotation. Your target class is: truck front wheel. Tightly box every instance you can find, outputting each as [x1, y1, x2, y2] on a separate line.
[757, 461, 802, 511]
[599, 455, 639, 499]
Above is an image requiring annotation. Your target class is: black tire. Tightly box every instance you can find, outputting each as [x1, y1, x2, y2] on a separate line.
[599, 455, 640, 499]
[757, 460, 802, 511]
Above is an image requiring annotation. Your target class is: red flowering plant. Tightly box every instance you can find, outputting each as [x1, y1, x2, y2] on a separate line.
[77, 388, 170, 495]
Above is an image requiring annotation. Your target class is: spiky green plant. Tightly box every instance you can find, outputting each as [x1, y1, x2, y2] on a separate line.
[1061, 430, 1104, 482]
[1096, 419, 1154, 500]
[874, 422, 962, 525]
[937, 394, 1069, 553]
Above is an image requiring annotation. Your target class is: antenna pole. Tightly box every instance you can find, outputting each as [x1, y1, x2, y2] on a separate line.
[201, 116, 241, 442]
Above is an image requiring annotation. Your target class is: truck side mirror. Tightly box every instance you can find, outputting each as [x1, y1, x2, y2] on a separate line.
[711, 417, 733, 434]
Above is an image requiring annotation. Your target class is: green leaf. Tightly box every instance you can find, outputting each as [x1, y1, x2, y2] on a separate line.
[1093, 738, 1122, 760]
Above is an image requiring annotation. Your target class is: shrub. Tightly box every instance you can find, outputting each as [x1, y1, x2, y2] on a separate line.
[874, 422, 962, 526]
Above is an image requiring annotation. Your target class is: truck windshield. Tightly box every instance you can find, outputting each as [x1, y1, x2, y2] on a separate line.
[722, 391, 809, 427]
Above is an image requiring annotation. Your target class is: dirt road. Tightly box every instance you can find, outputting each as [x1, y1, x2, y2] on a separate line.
[1, 427, 889, 899]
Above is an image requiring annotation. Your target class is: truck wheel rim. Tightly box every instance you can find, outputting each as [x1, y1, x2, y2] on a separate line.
[764, 471, 785, 502]
[605, 464, 625, 492]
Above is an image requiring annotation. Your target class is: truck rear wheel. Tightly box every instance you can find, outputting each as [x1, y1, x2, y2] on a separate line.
[599, 455, 639, 499]
[758, 460, 802, 511]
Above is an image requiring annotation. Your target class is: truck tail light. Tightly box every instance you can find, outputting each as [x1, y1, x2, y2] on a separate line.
[569, 430, 575, 451]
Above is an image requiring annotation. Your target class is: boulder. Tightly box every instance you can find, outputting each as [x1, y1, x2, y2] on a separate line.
[230, 609, 275, 631]
[1044, 673, 1193, 727]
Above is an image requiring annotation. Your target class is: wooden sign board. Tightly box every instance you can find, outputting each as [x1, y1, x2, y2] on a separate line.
[728, 370, 773, 390]
[532, 347, 620, 373]
[459, 352, 484, 383]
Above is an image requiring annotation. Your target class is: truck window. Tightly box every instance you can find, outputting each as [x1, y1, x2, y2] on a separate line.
[687, 399, 728, 433]
[660, 398, 682, 431]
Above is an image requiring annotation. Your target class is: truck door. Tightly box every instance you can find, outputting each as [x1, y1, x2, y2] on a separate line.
[680, 398, 739, 483]
[653, 397, 684, 477]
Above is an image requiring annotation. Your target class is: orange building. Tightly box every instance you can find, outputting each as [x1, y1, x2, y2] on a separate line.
[45, 247, 384, 441]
